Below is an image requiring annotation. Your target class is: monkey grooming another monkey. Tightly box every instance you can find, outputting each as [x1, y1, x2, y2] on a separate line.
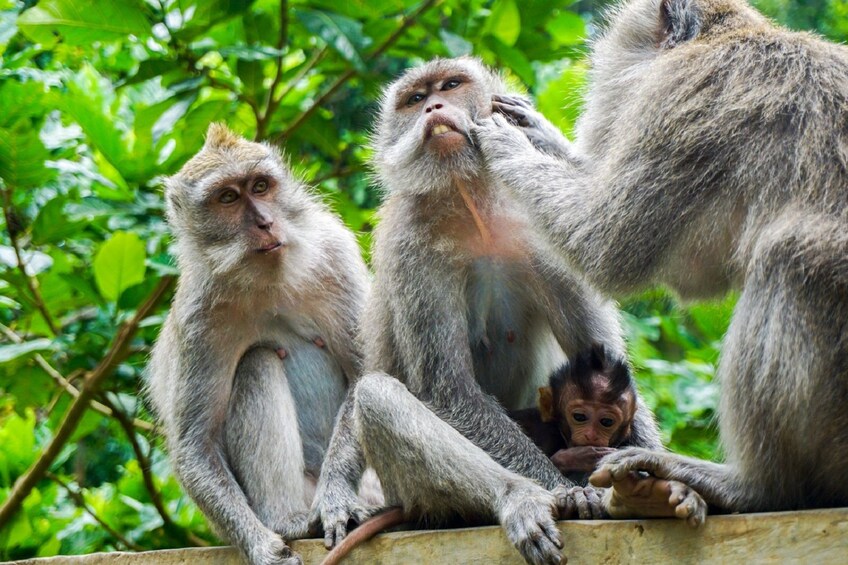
[512, 344, 647, 485]
[146, 124, 370, 565]
[477, 0, 848, 519]
[310, 57, 686, 565]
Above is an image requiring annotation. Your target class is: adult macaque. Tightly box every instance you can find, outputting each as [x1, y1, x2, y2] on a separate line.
[310, 58, 689, 565]
[477, 0, 848, 516]
[146, 124, 370, 565]
[512, 344, 649, 484]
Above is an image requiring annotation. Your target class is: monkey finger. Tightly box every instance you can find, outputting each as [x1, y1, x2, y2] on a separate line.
[492, 101, 532, 127]
[667, 481, 707, 527]
[588, 468, 613, 488]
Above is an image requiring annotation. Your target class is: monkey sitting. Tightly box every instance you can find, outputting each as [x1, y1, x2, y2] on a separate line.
[146, 124, 370, 565]
[511, 345, 642, 486]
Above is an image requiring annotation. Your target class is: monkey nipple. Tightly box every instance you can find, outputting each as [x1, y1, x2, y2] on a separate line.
[313, 337, 326, 348]
[506, 330, 516, 343]
[276, 347, 287, 360]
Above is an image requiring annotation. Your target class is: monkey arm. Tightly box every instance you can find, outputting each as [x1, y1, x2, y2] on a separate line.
[310, 390, 378, 549]
[383, 257, 571, 491]
[168, 338, 287, 561]
[491, 94, 576, 161]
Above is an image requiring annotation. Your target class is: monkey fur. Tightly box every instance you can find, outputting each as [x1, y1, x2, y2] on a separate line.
[310, 57, 667, 565]
[477, 0, 848, 517]
[146, 124, 370, 565]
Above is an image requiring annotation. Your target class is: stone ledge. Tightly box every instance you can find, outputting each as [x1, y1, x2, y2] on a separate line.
[12, 507, 848, 564]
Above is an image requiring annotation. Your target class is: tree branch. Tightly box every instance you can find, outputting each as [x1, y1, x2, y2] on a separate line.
[1, 185, 59, 335]
[47, 472, 143, 551]
[0, 275, 175, 529]
[0, 323, 156, 433]
[274, 0, 440, 143]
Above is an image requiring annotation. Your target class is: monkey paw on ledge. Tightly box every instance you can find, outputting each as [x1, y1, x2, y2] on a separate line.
[11, 508, 848, 565]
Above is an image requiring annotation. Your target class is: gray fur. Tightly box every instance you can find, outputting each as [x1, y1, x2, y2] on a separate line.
[312, 58, 661, 564]
[477, 0, 848, 513]
[146, 125, 370, 564]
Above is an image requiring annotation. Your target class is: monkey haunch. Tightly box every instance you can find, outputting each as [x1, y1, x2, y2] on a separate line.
[311, 57, 665, 565]
[477, 0, 848, 518]
[512, 344, 649, 485]
[146, 124, 369, 565]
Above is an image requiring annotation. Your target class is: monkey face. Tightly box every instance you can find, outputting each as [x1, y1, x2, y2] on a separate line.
[166, 124, 314, 280]
[371, 58, 510, 195]
[561, 395, 632, 448]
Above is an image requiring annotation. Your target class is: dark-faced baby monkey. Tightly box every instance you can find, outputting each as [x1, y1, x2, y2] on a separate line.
[512, 345, 642, 485]
[310, 57, 668, 565]
[146, 124, 370, 565]
[477, 0, 848, 520]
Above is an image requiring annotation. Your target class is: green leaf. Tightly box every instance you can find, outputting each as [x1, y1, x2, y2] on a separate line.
[484, 0, 521, 47]
[18, 0, 151, 45]
[0, 126, 54, 189]
[93, 231, 146, 302]
[0, 339, 53, 364]
[484, 36, 535, 87]
[537, 62, 587, 137]
[296, 9, 371, 72]
[545, 11, 585, 47]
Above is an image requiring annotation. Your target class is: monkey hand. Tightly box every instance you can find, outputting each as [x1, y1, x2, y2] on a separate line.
[492, 94, 574, 159]
[309, 484, 381, 549]
[551, 446, 616, 473]
[590, 448, 707, 527]
[473, 112, 539, 165]
[247, 531, 304, 565]
[499, 480, 564, 565]
[271, 510, 313, 541]
[551, 484, 606, 520]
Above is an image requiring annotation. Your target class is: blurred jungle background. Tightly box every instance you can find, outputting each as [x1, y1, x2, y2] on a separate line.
[0, 0, 844, 558]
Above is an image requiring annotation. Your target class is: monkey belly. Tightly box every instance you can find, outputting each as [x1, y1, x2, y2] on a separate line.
[282, 339, 347, 477]
[466, 260, 563, 410]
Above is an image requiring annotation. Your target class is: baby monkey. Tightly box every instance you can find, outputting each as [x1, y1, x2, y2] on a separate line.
[512, 345, 639, 484]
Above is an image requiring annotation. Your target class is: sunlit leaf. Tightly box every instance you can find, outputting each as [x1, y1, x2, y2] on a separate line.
[92, 231, 146, 302]
[0, 339, 53, 364]
[18, 0, 151, 45]
[483, 0, 521, 47]
[0, 127, 54, 189]
[295, 9, 371, 71]
[545, 11, 585, 47]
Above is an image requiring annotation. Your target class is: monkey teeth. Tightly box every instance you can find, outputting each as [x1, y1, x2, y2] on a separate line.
[431, 124, 454, 136]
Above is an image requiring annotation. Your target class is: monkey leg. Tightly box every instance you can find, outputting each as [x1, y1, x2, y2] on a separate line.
[593, 212, 848, 515]
[226, 347, 311, 540]
[353, 372, 564, 565]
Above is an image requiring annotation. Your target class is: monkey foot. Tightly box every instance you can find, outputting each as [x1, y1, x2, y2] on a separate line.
[590, 470, 707, 527]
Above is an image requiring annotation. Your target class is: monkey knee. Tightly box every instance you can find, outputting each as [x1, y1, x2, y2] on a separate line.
[353, 372, 405, 411]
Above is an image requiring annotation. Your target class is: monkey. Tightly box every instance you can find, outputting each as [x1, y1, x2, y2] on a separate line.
[511, 343, 650, 485]
[145, 123, 371, 565]
[475, 0, 848, 519]
[308, 57, 689, 565]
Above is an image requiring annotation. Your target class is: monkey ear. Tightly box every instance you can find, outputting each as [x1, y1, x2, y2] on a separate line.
[538, 387, 555, 422]
[204, 123, 241, 150]
[659, 0, 702, 49]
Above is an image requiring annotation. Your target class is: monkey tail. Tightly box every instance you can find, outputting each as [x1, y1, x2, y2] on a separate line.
[320, 507, 406, 565]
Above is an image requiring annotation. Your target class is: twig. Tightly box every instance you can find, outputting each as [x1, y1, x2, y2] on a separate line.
[273, 46, 328, 112]
[0, 275, 175, 529]
[1, 185, 59, 335]
[0, 323, 155, 433]
[101, 395, 208, 547]
[47, 472, 143, 551]
[256, 0, 290, 140]
[274, 0, 441, 143]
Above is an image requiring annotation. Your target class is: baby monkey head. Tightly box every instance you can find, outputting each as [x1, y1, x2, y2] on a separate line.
[539, 344, 637, 448]
[165, 124, 312, 281]
[372, 57, 511, 195]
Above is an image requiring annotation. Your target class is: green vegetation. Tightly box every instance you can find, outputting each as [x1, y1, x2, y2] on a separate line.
[0, 0, 841, 559]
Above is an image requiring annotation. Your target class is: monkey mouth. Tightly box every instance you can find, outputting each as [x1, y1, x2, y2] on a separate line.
[425, 117, 462, 140]
[256, 241, 284, 253]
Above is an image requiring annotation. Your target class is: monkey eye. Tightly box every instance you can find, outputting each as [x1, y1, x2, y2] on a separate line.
[407, 92, 426, 106]
[600, 418, 615, 428]
[572, 412, 588, 423]
[219, 189, 239, 204]
[442, 78, 462, 90]
[252, 180, 269, 194]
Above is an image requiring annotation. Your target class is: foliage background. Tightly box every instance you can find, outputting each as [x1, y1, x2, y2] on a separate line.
[0, 0, 843, 558]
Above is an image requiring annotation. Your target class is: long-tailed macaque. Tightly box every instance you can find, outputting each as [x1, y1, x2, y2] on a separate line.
[512, 344, 649, 484]
[476, 0, 848, 517]
[146, 124, 370, 565]
[309, 58, 690, 565]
